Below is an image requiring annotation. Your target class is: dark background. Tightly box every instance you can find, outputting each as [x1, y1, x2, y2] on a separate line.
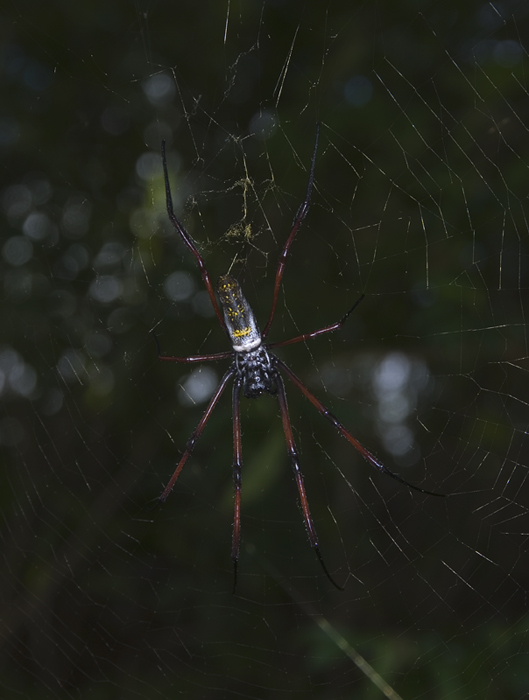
[1, 1, 528, 698]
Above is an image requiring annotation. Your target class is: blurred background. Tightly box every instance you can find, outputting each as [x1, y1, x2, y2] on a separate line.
[1, 1, 528, 698]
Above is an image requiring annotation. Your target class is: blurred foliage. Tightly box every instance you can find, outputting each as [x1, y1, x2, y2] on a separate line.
[1, 0, 529, 698]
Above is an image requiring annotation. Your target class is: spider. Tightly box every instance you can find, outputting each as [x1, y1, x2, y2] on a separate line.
[154, 124, 443, 591]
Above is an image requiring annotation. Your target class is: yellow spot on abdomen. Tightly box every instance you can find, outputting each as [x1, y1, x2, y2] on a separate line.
[233, 327, 252, 338]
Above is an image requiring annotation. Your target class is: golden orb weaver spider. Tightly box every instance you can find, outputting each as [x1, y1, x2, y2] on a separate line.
[154, 124, 444, 591]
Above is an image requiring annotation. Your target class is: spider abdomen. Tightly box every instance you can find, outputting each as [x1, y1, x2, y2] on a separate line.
[236, 347, 277, 398]
[217, 274, 262, 352]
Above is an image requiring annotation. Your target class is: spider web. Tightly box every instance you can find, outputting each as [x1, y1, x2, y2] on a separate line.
[1, 1, 529, 698]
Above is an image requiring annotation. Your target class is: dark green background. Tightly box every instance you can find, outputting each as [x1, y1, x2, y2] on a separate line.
[1, 1, 528, 698]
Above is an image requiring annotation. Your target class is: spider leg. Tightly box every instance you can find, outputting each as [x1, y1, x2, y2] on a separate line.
[276, 373, 344, 590]
[152, 329, 232, 363]
[161, 141, 227, 332]
[268, 294, 365, 349]
[277, 359, 445, 498]
[159, 368, 235, 503]
[231, 378, 243, 593]
[262, 123, 321, 340]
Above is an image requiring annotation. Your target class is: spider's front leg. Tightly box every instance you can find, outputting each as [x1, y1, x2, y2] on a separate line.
[277, 359, 445, 498]
[275, 373, 344, 590]
[159, 369, 235, 503]
[231, 378, 243, 592]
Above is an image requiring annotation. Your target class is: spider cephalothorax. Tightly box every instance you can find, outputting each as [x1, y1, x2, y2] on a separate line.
[234, 346, 277, 399]
[154, 125, 444, 591]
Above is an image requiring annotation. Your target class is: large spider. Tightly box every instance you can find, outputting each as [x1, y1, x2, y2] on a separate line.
[154, 125, 443, 590]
